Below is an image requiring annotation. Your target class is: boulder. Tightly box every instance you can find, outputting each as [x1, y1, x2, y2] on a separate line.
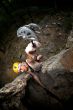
[26, 48, 73, 109]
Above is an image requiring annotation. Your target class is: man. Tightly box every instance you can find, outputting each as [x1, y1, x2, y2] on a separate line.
[25, 40, 42, 71]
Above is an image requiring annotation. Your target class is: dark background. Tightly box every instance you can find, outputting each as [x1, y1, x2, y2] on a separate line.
[0, 0, 73, 10]
[0, 0, 73, 54]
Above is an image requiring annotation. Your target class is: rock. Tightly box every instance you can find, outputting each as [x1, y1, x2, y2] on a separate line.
[0, 14, 72, 109]
[66, 30, 73, 48]
[1, 48, 73, 110]
[26, 48, 73, 109]
[42, 48, 73, 99]
[3, 47, 72, 110]
[0, 73, 30, 110]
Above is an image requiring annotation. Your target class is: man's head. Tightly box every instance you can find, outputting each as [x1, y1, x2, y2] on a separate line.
[13, 62, 28, 73]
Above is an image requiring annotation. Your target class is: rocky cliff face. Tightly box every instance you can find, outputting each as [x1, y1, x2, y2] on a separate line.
[0, 48, 73, 110]
[0, 13, 69, 85]
[24, 48, 73, 109]
[0, 12, 73, 110]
